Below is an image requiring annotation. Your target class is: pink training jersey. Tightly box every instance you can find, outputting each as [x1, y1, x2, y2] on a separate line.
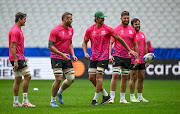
[84, 24, 116, 61]
[111, 24, 137, 58]
[131, 31, 146, 64]
[9, 24, 25, 61]
[49, 24, 73, 60]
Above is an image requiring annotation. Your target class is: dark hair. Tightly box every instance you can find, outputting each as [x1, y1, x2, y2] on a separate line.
[121, 11, 129, 17]
[62, 12, 72, 21]
[15, 12, 26, 22]
[131, 18, 140, 25]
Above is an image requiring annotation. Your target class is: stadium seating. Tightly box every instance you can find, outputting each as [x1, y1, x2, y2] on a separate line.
[0, 0, 179, 48]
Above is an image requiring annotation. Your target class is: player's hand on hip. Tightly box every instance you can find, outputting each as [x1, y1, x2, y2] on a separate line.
[134, 58, 139, 66]
[13, 60, 18, 71]
[25, 58, 28, 63]
[109, 55, 114, 64]
[85, 53, 90, 59]
[62, 53, 70, 61]
[72, 55, 78, 62]
[146, 63, 150, 67]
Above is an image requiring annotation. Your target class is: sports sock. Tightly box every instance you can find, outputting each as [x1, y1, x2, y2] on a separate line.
[51, 96, 56, 102]
[120, 93, 125, 99]
[130, 93, 135, 98]
[57, 87, 64, 95]
[137, 93, 142, 99]
[101, 89, 108, 96]
[93, 92, 99, 101]
[110, 91, 115, 99]
[23, 93, 28, 102]
[14, 96, 19, 104]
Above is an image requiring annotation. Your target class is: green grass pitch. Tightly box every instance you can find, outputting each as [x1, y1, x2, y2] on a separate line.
[0, 79, 179, 114]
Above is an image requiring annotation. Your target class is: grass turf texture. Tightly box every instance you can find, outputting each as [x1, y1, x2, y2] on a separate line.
[0, 79, 179, 114]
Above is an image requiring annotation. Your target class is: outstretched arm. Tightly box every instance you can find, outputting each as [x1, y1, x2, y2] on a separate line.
[113, 33, 138, 58]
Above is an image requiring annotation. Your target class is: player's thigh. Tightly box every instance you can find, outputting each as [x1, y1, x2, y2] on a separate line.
[51, 58, 63, 78]
[138, 70, 145, 79]
[10, 60, 28, 71]
[51, 58, 63, 69]
[96, 60, 109, 74]
[88, 60, 97, 74]
[62, 60, 73, 70]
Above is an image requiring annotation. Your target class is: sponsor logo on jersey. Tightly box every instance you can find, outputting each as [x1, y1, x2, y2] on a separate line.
[101, 31, 106, 35]
[121, 30, 124, 34]
[69, 31, 72, 35]
[129, 30, 133, 34]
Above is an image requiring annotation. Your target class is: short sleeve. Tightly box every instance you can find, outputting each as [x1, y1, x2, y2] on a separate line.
[110, 27, 118, 42]
[11, 30, 20, 43]
[107, 26, 116, 37]
[49, 28, 58, 42]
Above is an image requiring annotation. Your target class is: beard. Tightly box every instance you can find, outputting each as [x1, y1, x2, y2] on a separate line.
[100, 21, 104, 25]
[135, 27, 140, 32]
[122, 21, 129, 25]
[67, 22, 72, 27]
[21, 22, 25, 26]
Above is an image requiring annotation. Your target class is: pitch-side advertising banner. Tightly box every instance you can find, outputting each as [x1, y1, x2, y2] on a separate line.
[0, 57, 179, 80]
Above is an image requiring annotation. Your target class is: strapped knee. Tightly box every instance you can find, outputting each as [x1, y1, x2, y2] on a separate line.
[96, 67, 105, 74]
[53, 68, 63, 76]
[112, 67, 121, 74]
[88, 68, 97, 74]
[121, 69, 130, 75]
[21, 69, 30, 76]
[64, 69, 75, 85]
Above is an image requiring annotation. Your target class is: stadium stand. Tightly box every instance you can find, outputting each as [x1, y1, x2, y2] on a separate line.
[0, 0, 180, 48]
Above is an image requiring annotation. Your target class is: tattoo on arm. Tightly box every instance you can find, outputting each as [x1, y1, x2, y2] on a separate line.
[48, 40, 55, 48]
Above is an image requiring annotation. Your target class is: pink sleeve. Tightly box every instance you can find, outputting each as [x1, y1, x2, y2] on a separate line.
[11, 30, 19, 43]
[107, 26, 116, 37]
[49, 29, 57, 42]
[110, 36, 115, 42]
[110, 27, 117, 42]
[84, 28, 91, 40]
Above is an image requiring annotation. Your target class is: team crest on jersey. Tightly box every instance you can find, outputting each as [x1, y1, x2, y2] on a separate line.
[129, 30, 133, 34]
[121, 30, 124, 34]
[136, 35, 138, 39]
[69, 31, 72, 35]
[101, 31, 106, 35]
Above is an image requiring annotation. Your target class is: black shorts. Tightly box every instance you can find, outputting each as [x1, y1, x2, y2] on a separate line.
[131, 64, 145, 70]
[89, 60, 109, 69]
[10, 60, 27, 71]
[113, 56, 132, 69]
[51, 58, 73, 70]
